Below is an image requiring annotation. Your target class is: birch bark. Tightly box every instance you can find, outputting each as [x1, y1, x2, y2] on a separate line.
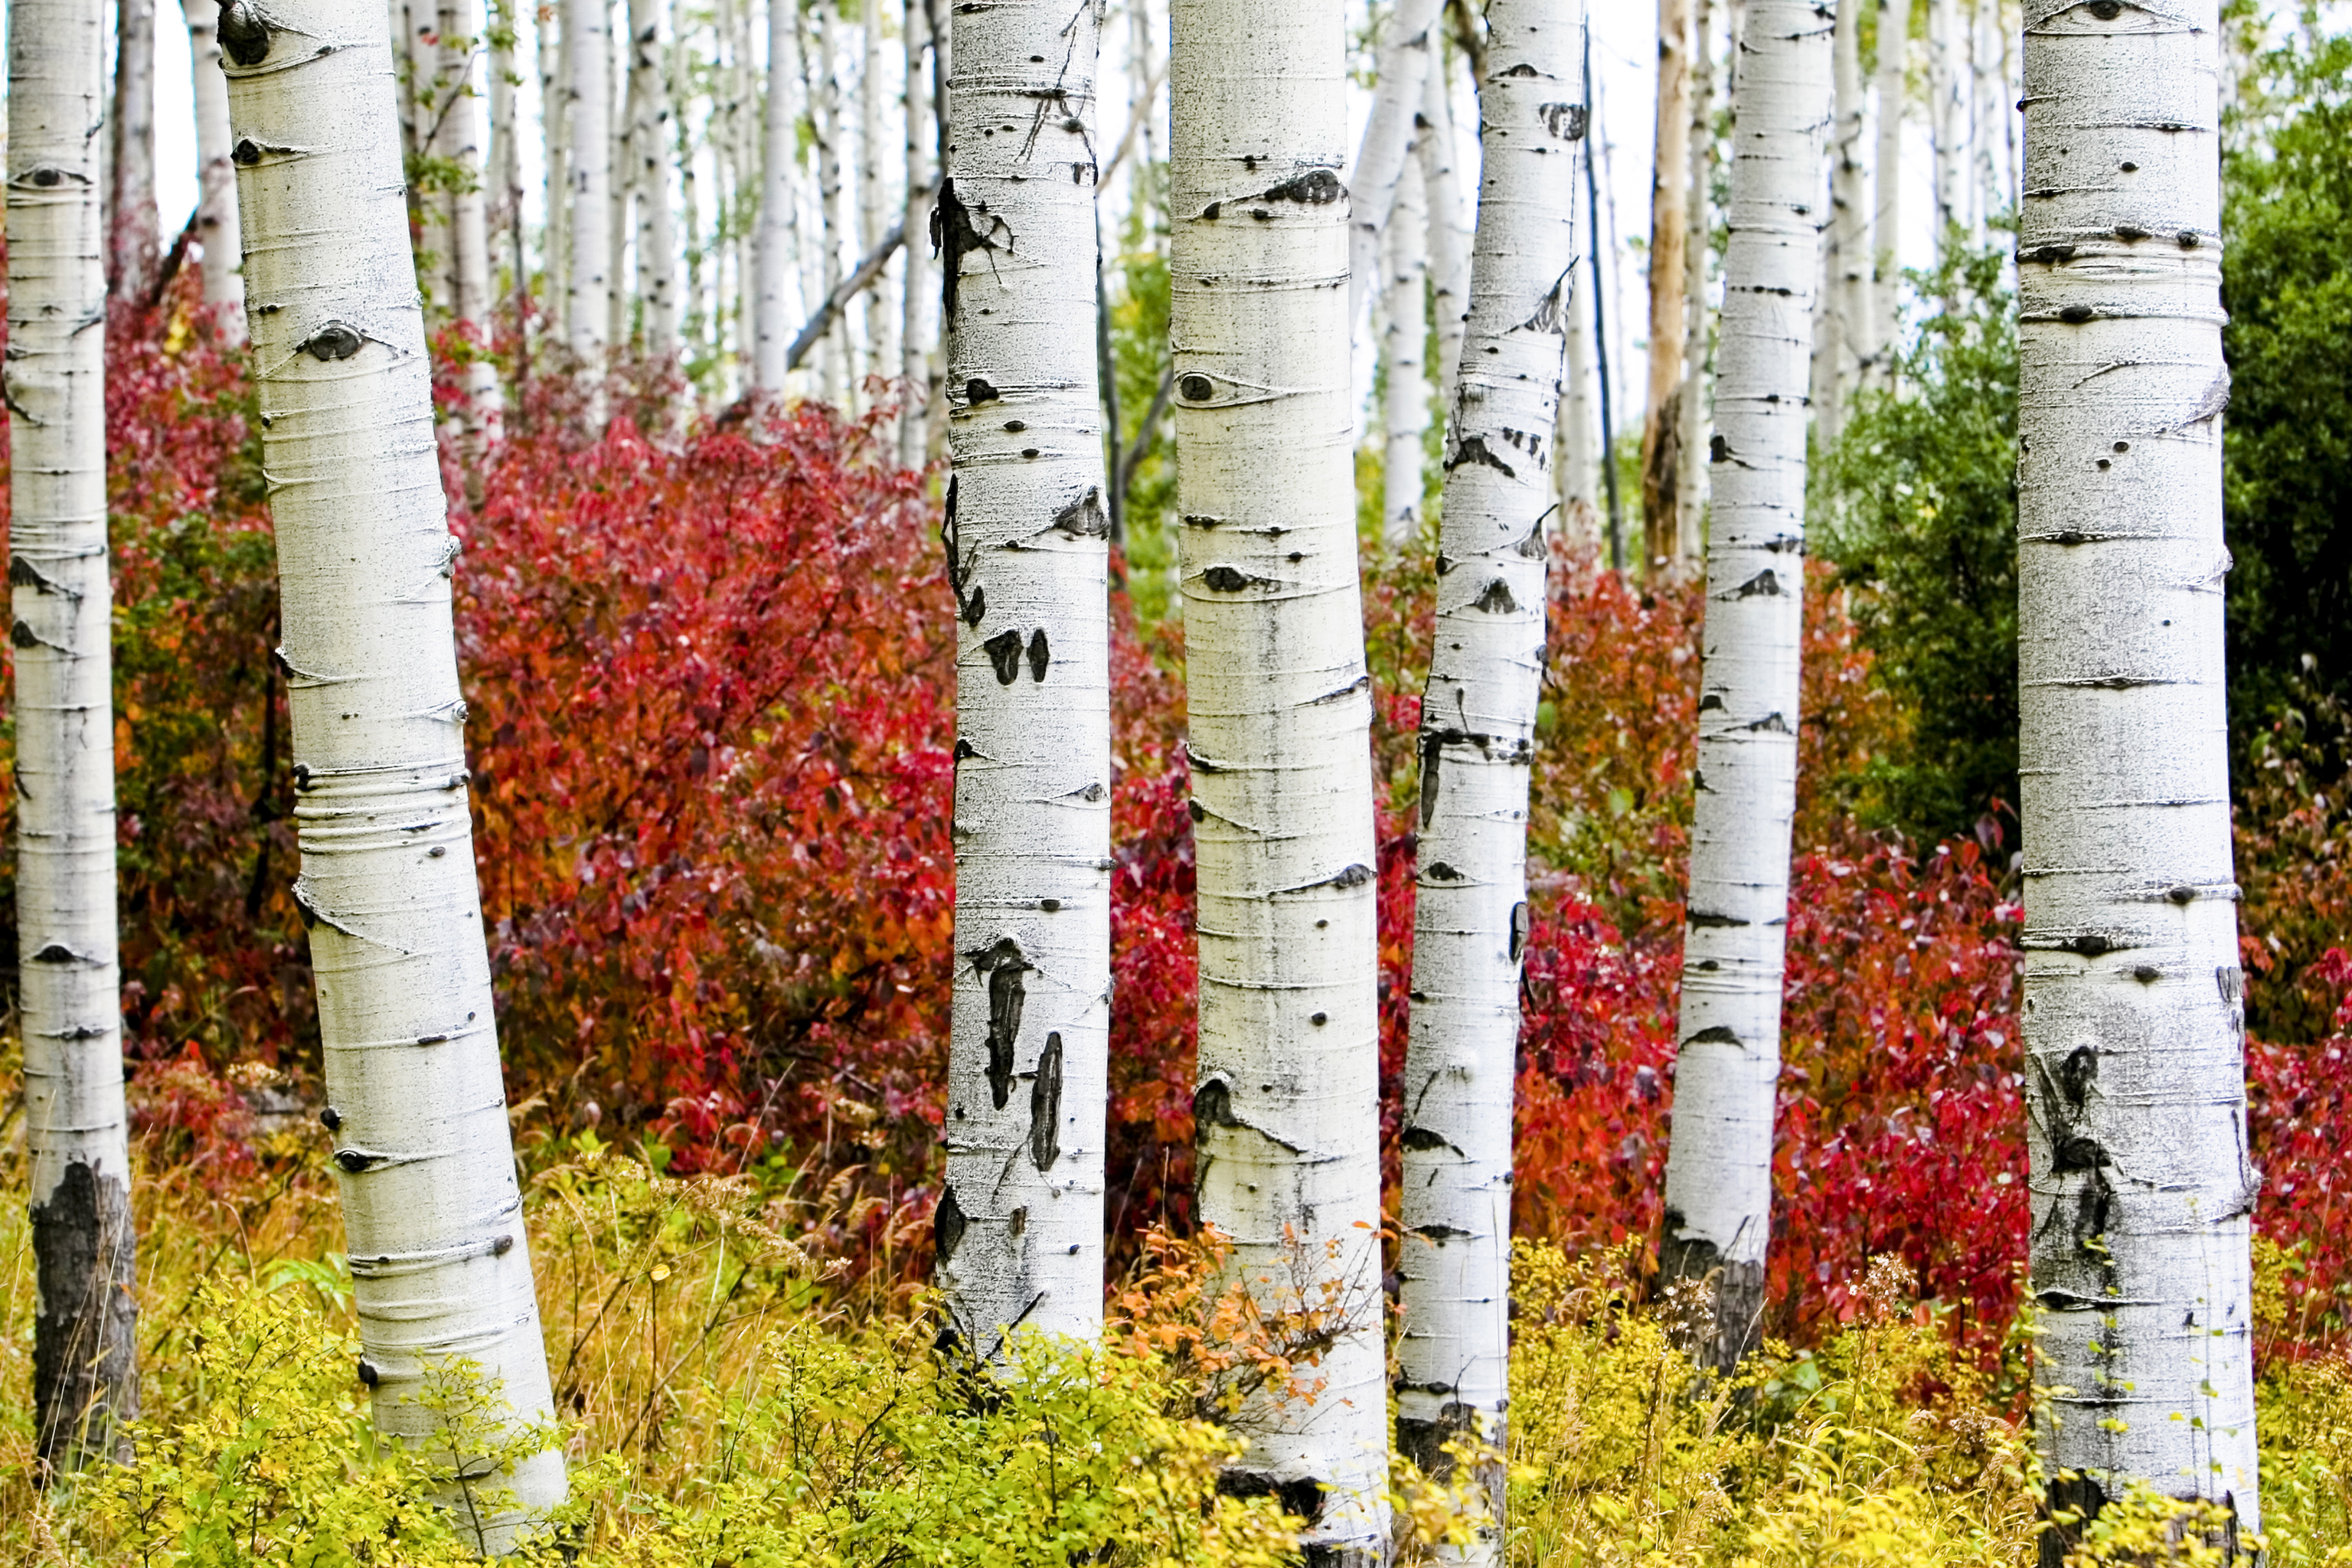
[934, 0, 1111, 1362]
[1928, 0, 1958, 247]
[1811, 0, 1867, 448]
[1641, 0, 1691, 576]
[2017, 0, 2259, 1547]
[490, 0, 526, 323]
[1345, 0, 1440, 345]
[1380, 150, 1429, 554]
[1169, 2, 1387, 1556]
[898, 0, 932, 466]
[629, 0, 681, 357]
[1654, 0, 1833, 1376]
[1560, 230, 1600, 549]
[754, 0, 802, 390]
[1418, 53, 1473, 395]
[1393, 5, 1583, 1556]
[108, 0, 161, 299]
[183, 0, 245, 330]
[1676, 0, 1714, 566]
[542, 0, 570, 314]
[215, 0, 567, 1541]
[1870, 0, 1902, 387]
[437, 0, 501, 437]
[14, 0, 140, 1476]
[565, 0, 612, 366]
[858, 0, 894, 394]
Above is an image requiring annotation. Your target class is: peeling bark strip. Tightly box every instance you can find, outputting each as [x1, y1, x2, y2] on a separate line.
[11, 0, 142, 1475]
[937, 0, 1111, 1364]
[1656, 0, 1834, 1377]
[2017, 0, 2261, 1541]
[1171, 2, 1388, 1558]
[1393, 4, 1583, 1560]
[217, 3, 566, 1543]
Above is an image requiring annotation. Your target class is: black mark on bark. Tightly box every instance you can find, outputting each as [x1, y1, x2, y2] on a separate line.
[933, 178, 1011, 321]
[218, 1, 273, 66]
[1029, 1033, 1063, 1171]
[1051, 487, 1107, 539]
[1260, 168, 1344, 205]
[1025, 629, 1050, 682]
[1472, 578, 1518, 614]
[31, 1160, 139, 1472]
[984, 629, 1024, 685]
[934, 1185, 968, 1264]
[972, 937, 1030, 1109]
[1446, 435, 1517, 479]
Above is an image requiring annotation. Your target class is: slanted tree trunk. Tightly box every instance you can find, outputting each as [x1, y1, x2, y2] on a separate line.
[2017, 0, 2261, 1552]
[214, 0, 567, 1544]
[1169, 1, 1388, 1556]
[629, 0, 681, 358]
[565, 0, 612, 368]
[1675, 0, 1714, 567]
[1869, 0, 1903, 388]
[108, 0, 160, 300]
[933, 0, 1112, 1363]
[1640, 0, 1691, 577]
[1419, 50, 1474, 397]
[1346, 0, 1440, 346]
[753, 0, 802, 390]
[1655, 0, 1834, 1377]
[14, 0, 140, 1478]
[183, 0, 244, 332]
[1380, 149, 1429, 554]
[1393, 3, 1583, 1557]
[1811, 0, 1867, 449]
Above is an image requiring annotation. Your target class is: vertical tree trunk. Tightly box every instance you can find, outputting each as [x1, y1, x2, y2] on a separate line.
[935, 0, 1110, 1362]
[1393, 5, 1583, 1558]
[1655, 0, 1834, 1377]
[14, 0, 140, 1478]
[1675, 0, 1714, 567]
[438, 0, 501, 440]
[754, 0, 802, 390]
[490, 0, 527, 321]
[182, 0, 244, 332]
[898, 0, 932, 466]
[1169, 1, 1388, 1556]
[1927, 0, 1958, 248]
[1346, 0, 1440, 346]
[1419, 51, 1474, 397]
[542, 0, 570, 316]
[566, 0, 612, 367]
[1870, 0, 1902, 387]
[214, 0, 567, 1544]
[808, 0, 849, 402]
[1559, 218, 1601, 550]
[609, 0, 634, 354]
[108, 0, 160, 300]
[2017, 0, 2261, 1552]
[1640, 0, 1691, 577]
[1380, 150, 1429, 553]
[629, 0, 681, 358]
[1812, 0, 1867, 449]
[858, 0, 892, 394]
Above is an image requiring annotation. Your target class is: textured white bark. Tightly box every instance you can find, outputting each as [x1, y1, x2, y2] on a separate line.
[808, 0, 848, 402]
[1928, 0, 1958, 243]
[898, 0, 932, 466]
[1642, 0, 1691, 574]
[1655, 0, 1831, 1374]
[14, 0, 141, 1472]
[935, 0, 1110, 1361]
[753, 0, 802, 390]
[1418, 53, 1473, 396]
[858, 0, 894, 390]
[216, 0, 566, 1540]
[541, 0, 570, 312]
[1677, 0, 1715, 565]
[183, 0, 244, 328]
[1393, 5, 1583, 1557]
[629, 0, 681, 356]
[1559, 229, 1600, 547]
[109, 0, 161, 299]
[1870, 0, 1901, 384]
[1346, 0, 1439, 344]
[2017, 0, 2259, 1541]
[607, 0, 632, 354]
[490, 0, 526, 319]
[565, 0, 612, 362]
[1811, 0, 1867, 447]
[1169, 2, 1387, 1555]
[1380, 150, 1429, 554]
[436, 0, 501, 436]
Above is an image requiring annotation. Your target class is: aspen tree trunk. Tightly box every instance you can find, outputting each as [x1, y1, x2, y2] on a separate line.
[1346, 0, 1440, 345]
[754, 0, 801, 390]
[608, 0, 633, 354]
[14, 0, 140, 1477]
[1655, 0, 1833, 1377]
[1811, 0, 1866, 448]
[183, 0, 244, 331]
[935, 0, 1110, 1361]
[1560, 233, 1601, 549]
[1394, 5, 1583, 1556]
[1675, 0, 1714, 566]
[808, 0, 849, 403]
[490, 0, 526, 318]
[898, 0, 932, 466]
[1927, 0, 1958, 247]
[542, 0, 570, 315]
[108, 0, 161, 299]
[1169, 2, 1387, 1556]
[214, 0, 567, 1541]
[1380, 151, 1429, 554]
[629, 0, 681, 358]
[2017, 0, 2259, 1549]
[1419, 52, 1473, 397]
[1641, 0, 1692, 577]
[858, 0, 893, 394]
[565, 0, 612, 367]
[438, 0, 501, 441]
[1870, 0, 1901, 386]
[730, 0, 759, 389]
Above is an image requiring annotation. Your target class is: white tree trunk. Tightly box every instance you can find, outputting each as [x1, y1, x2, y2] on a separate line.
[1419, 51, 1473, 397]
[809, 0, 848, 402]
[1811, 0, 1866, 448]
[1676, 0, 1714, 566]
[1380, 149, 1429, 553]
[1641, 0, 1692, 577]
[753, 0, 802, 390]
[109, 0, 161, 300]
[183, 0, 245, 332]
[215, 0, 567, 1541]
[1559, 226, 1601, 550]
[608, 0, 633, 354]
[438, 0, 501, 437]
[14, 0, 140, 1475]
[1393, 4, 1583, 1556]
[541, 0, 570, 315]
[1346, 0, 1440, 348]
[935, 0, 1110, 1361]
[629, 0, 681, 358]
[565, 0, 612, 365]
[1655, 0, 1832, 1376]
[898, 0, 932, 467]
[2017, 0, 2260, 1545]
[1870, 0, 1902, 385]
[1926, 0, 1958, 247]
[1169, 2, 1387, 1556]
[858, 0, 894, 394]
[490, 0, 526, 319]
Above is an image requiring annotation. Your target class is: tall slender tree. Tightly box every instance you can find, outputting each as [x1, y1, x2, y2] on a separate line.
[629, 0, 681, 358]
[2017, 0, 2260, 1550]
[1869, 0, 1903, 387]
[565, 0, 612, 367]
[754, 0, 803, 391]
[1812, 0, 1867, 447]
[898, 0, 933, 466]
[1674, 0, 1716, 567]
[1346, 0, 1440, 342]
[437, 0, 501, 440]
[14, 0, 139, 1478]
[214, 0, 568, 1544]
[1654, 0, 1834, 1375]
[1419, 51, 1474, 395]
[108, 0, 161, 299]
[1927, 0, 1959, 247]
[183, 0, 245, 330]
[1641, 0, 1692, 575]
[933, 0, 1112, 1361]
[1394, 4, 1583, 1560]
[1380, 149, 1429, 554]
[1169, 1, 1387, 1555]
